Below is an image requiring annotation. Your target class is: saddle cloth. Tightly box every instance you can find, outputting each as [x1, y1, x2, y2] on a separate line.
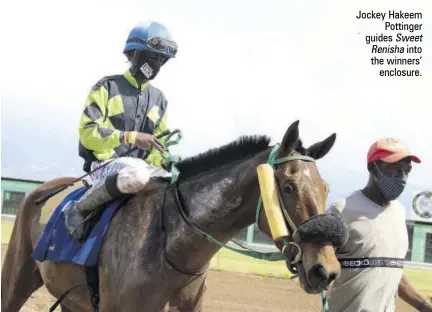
[32, 182, 129, 266]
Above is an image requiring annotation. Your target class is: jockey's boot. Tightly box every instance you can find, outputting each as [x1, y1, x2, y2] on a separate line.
[63, 175, 120, 241]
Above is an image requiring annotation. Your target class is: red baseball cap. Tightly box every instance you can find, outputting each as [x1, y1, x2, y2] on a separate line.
[367, 138, 421, 164]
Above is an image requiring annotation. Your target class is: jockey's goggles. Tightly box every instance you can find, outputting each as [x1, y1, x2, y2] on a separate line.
[127, 37, 178, 57]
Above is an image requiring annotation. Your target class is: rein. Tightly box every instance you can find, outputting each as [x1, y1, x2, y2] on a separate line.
[165, 144, 316, 274]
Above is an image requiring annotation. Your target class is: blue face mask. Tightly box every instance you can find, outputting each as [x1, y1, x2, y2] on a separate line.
[374, 164, 407, 201]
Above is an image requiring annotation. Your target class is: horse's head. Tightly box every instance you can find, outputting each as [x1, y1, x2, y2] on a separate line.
[257, 120, 347, 294]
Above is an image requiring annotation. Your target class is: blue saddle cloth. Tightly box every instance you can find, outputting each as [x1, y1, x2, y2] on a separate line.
[32, 186, 128, 267]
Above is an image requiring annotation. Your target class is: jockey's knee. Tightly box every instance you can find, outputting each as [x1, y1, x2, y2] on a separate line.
[112, 166, 150, 194]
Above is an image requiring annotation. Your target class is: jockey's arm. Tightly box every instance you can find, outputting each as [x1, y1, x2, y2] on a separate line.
[79, 86, 135, 151]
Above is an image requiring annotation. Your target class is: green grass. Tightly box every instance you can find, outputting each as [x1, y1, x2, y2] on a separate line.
[209, 247, 293, 279]
[404, 268, 432, 296]
[2, 219, 431, 296]
[1, 220, 14, 244]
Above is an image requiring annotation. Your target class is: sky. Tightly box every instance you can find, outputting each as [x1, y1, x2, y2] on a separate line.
[1, 0, 431, 219]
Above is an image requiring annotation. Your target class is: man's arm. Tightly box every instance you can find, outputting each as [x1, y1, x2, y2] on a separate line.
[398, 273, 432, 311]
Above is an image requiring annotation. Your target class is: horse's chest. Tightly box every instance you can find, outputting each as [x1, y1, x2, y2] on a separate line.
[99, 244, 167, 283]
[98, 258, 175, 310]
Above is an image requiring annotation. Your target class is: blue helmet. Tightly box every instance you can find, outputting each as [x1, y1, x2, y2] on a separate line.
[123, 21, 178, 59]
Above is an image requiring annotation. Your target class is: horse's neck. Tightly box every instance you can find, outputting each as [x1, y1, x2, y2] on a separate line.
[169, 150, 269, 273]
[184, 151, 268, 231]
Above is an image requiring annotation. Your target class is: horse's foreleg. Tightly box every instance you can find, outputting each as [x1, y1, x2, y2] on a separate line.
[167, 275, 207, 312]
[1, 224, 43, 312]
[60, 303, 74, 312]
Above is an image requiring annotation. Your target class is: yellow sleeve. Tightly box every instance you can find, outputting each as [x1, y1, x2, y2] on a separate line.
[78, 85, 126, 151]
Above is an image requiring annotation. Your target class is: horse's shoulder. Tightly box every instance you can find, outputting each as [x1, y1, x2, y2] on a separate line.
[137, 177, 171, 198]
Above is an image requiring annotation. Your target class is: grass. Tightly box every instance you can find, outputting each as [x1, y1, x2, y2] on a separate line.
[209, 247, 293, 279]
[1, 220, 14, 244]
[403, 268, 432, 296]
[2, 219, 431, 296]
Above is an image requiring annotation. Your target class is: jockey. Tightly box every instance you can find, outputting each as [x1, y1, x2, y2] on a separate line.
[63, 21, 178, 241]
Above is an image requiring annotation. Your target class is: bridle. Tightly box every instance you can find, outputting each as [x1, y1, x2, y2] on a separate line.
[254, 144, 315, 274]
[162, 143, 316, 276]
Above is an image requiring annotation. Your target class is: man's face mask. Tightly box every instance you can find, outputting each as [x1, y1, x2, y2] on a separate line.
[131, 51, 168, 80]
[373, 163, 407, 201]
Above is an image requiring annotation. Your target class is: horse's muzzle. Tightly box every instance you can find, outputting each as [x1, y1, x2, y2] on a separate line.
[281, 209, 348, 276]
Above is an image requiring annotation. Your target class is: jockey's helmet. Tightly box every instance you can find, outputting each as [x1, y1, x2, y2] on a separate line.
[123, 21, 178, 59]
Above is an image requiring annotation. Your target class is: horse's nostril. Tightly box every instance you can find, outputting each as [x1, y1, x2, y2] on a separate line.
[310, 265, 339, 284]
[311, 264, 329, 281]
[328, 272, 337, 283]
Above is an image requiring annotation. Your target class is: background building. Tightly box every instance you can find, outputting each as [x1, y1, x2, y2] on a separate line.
[406, 189, 432, 264]
[1, 177, 44, 215]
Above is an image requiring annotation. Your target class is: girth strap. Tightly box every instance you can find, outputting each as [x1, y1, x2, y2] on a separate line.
[47, 265, 99, 312]
[84, 265, 100, 312]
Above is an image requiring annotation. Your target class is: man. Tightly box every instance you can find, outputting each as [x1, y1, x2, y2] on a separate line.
[327, 138, 432, 312]
[63, 21, 178, 241]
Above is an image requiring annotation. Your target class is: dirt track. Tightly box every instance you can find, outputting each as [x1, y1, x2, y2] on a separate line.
[1, 244, 412, 311]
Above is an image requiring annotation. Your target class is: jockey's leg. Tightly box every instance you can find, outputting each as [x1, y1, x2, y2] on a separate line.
[63, 157, 166, 241]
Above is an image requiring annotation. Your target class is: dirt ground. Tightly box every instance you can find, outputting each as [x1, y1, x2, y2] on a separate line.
[1, 244, 413, 312]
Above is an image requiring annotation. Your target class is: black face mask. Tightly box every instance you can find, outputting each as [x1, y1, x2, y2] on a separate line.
[130, 51, 167, 82]
[373, 163, 407, 201]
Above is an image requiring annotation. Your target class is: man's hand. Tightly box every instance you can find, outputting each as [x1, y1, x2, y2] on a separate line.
[135, 133, 165, 153]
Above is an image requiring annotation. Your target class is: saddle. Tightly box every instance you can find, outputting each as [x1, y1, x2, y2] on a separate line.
[39, 179, 133, 239]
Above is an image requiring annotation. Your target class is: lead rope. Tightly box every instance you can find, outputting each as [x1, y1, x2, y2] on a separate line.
[322, 291, 329, 312]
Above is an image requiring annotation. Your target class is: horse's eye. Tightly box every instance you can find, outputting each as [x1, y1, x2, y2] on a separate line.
[283, 183, 296, 194]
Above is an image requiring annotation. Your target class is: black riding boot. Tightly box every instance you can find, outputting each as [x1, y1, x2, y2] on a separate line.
[63, 176, 118, 241]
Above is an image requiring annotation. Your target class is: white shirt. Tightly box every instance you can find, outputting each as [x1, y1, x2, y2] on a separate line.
[326, 190, 408, 312]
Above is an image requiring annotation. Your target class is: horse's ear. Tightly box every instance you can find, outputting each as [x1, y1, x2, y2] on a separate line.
[279, 120, 300, 154]
[306, 133, 337, 160]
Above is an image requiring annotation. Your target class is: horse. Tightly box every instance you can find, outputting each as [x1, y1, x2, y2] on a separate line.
[1, 120, 348, 312]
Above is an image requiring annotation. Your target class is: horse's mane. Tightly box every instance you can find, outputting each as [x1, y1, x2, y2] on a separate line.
[175, 135, 271, 181]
